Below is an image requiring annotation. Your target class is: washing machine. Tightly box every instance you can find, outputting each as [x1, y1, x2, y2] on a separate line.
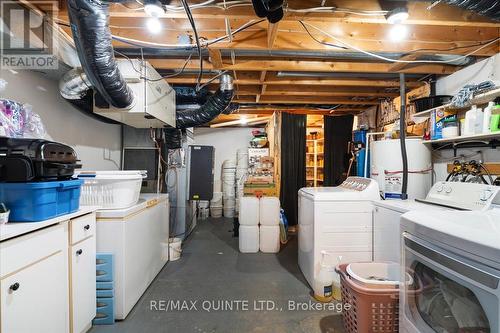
[400, 182, 500, 333]
[298, 177, 380, 291]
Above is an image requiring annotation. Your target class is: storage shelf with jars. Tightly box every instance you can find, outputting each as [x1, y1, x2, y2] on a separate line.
[306, 128, 324, 187]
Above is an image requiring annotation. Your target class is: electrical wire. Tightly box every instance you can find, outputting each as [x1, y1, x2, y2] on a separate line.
[300, 21, 500, 64]
[180, 0, 203, 91]
[109, 18, 264, 49]
[299, 21, 347, 50]
[402, 38, 500, 54]
[145, 53, 195, 81]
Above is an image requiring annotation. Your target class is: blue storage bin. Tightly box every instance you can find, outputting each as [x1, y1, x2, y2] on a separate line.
[0, 179, 83, 222]
[93, 297, 115, 325]
[96, 254, 114, 282]
[97, 281, 114, 298]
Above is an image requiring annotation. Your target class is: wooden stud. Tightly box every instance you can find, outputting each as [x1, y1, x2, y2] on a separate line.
[267, 22, 279, 49]
[208, 49, 223, 69]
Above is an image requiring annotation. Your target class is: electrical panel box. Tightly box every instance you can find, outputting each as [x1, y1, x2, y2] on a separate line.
[187, 145, 214, 201]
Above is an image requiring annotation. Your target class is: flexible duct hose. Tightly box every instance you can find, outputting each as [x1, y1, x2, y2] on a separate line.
[175, 89, 233, 128]
[67, 0, 134, 108]
[66, 0, 234, 128]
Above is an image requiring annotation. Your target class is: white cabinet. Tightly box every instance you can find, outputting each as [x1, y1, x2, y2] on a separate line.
[69, 213, 96, 333]
[0, 210, 97, 333]
[0, 223, 69, 333]
[96, 197, 169, 319]
[70, 237, 96, 333]
[373, 205, 402, 263]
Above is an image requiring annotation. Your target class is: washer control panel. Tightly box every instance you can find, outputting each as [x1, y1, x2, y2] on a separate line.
[340, 177, 375, 191]
[425, 181, 500, 211]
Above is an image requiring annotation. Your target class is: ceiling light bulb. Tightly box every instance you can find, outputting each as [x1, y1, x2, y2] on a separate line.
[389, 24, 408, 42]
[144, 0, 164, 17]
[146, 17, 162, 34]
[239, 117, 248, 125]
[386, 7, 409, 25]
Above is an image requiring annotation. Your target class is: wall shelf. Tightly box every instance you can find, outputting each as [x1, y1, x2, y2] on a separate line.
[422, 132, 500, 145]
[411, 87, 500, 122]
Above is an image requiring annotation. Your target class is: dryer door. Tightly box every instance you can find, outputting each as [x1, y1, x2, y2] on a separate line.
[401, 233, 499, 333]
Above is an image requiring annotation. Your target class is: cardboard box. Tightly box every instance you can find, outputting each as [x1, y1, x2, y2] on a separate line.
[243, 183, 277, 197]
[430, 109, 457, 140]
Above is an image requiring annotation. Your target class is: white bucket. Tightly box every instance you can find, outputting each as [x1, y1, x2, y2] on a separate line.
[223, 159, 237, 168]
[213, 180, 222, 192]
[199, 200, 209, 209]
[210, 206, 223, 218]
[222, 173, 236, 182]
[237, 149, 249, 166]
[211, 192, 223, 206]
[224, 207, 235, 218]
[169, 238, 182, 261]
[224, 198, 236, 208]
[223, 184, 235, 197]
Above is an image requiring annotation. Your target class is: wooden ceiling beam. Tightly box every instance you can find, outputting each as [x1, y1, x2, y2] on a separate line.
[148, 58, 458, 74]
[96, 26, 499, 57]
[101, 1, 498, 27]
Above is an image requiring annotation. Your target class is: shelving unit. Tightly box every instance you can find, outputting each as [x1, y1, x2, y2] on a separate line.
[411, 87, 500, 148]
[422, 132, 500, 145]
[412, 88, 500, 121]
[306, 129, 324, 187]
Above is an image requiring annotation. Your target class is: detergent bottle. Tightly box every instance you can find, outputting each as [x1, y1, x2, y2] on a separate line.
[482, 102, 495, 133]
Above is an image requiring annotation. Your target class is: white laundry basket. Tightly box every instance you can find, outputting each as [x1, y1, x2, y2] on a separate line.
[78, 171, 145, 209]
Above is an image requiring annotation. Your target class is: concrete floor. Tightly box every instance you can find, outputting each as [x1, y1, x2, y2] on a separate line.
[90, 218, 345, 333]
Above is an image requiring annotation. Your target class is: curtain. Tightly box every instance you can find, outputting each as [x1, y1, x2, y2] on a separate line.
[323, 115, 354, 186]
[279, 112, 306, 226]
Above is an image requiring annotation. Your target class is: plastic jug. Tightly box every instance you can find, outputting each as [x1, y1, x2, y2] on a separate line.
[314, 251, 335, 302]
[464, 105, 483, 136]
[491, 105, 500, 133]
[483, 102, 495, 133]
[463, 105, 477, 136]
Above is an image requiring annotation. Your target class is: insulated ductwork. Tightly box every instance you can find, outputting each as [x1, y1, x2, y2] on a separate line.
[65, 0, 233, 128]
[59, 68, 91, 100]
[175, 74, 234, 129]
[67, 0, 134, 108]
[441, 0, 500, 21]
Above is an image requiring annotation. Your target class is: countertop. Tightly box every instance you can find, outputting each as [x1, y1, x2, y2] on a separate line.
[96, 193, 168, 219]
[0, 206, 99, 242]
[0, 194, 168, 241]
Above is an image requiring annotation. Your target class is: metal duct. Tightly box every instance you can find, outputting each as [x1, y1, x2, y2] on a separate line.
[441, 0, 500, 21]
[59, 68, 91, 100]
[67, 0, 134, 109]
[175, 74, 234, 129]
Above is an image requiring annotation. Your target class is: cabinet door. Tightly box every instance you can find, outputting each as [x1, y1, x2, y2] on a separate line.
[1, 251, 68, 333]
[373, 206, 401, 263]
[71, 236, 96, 333]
